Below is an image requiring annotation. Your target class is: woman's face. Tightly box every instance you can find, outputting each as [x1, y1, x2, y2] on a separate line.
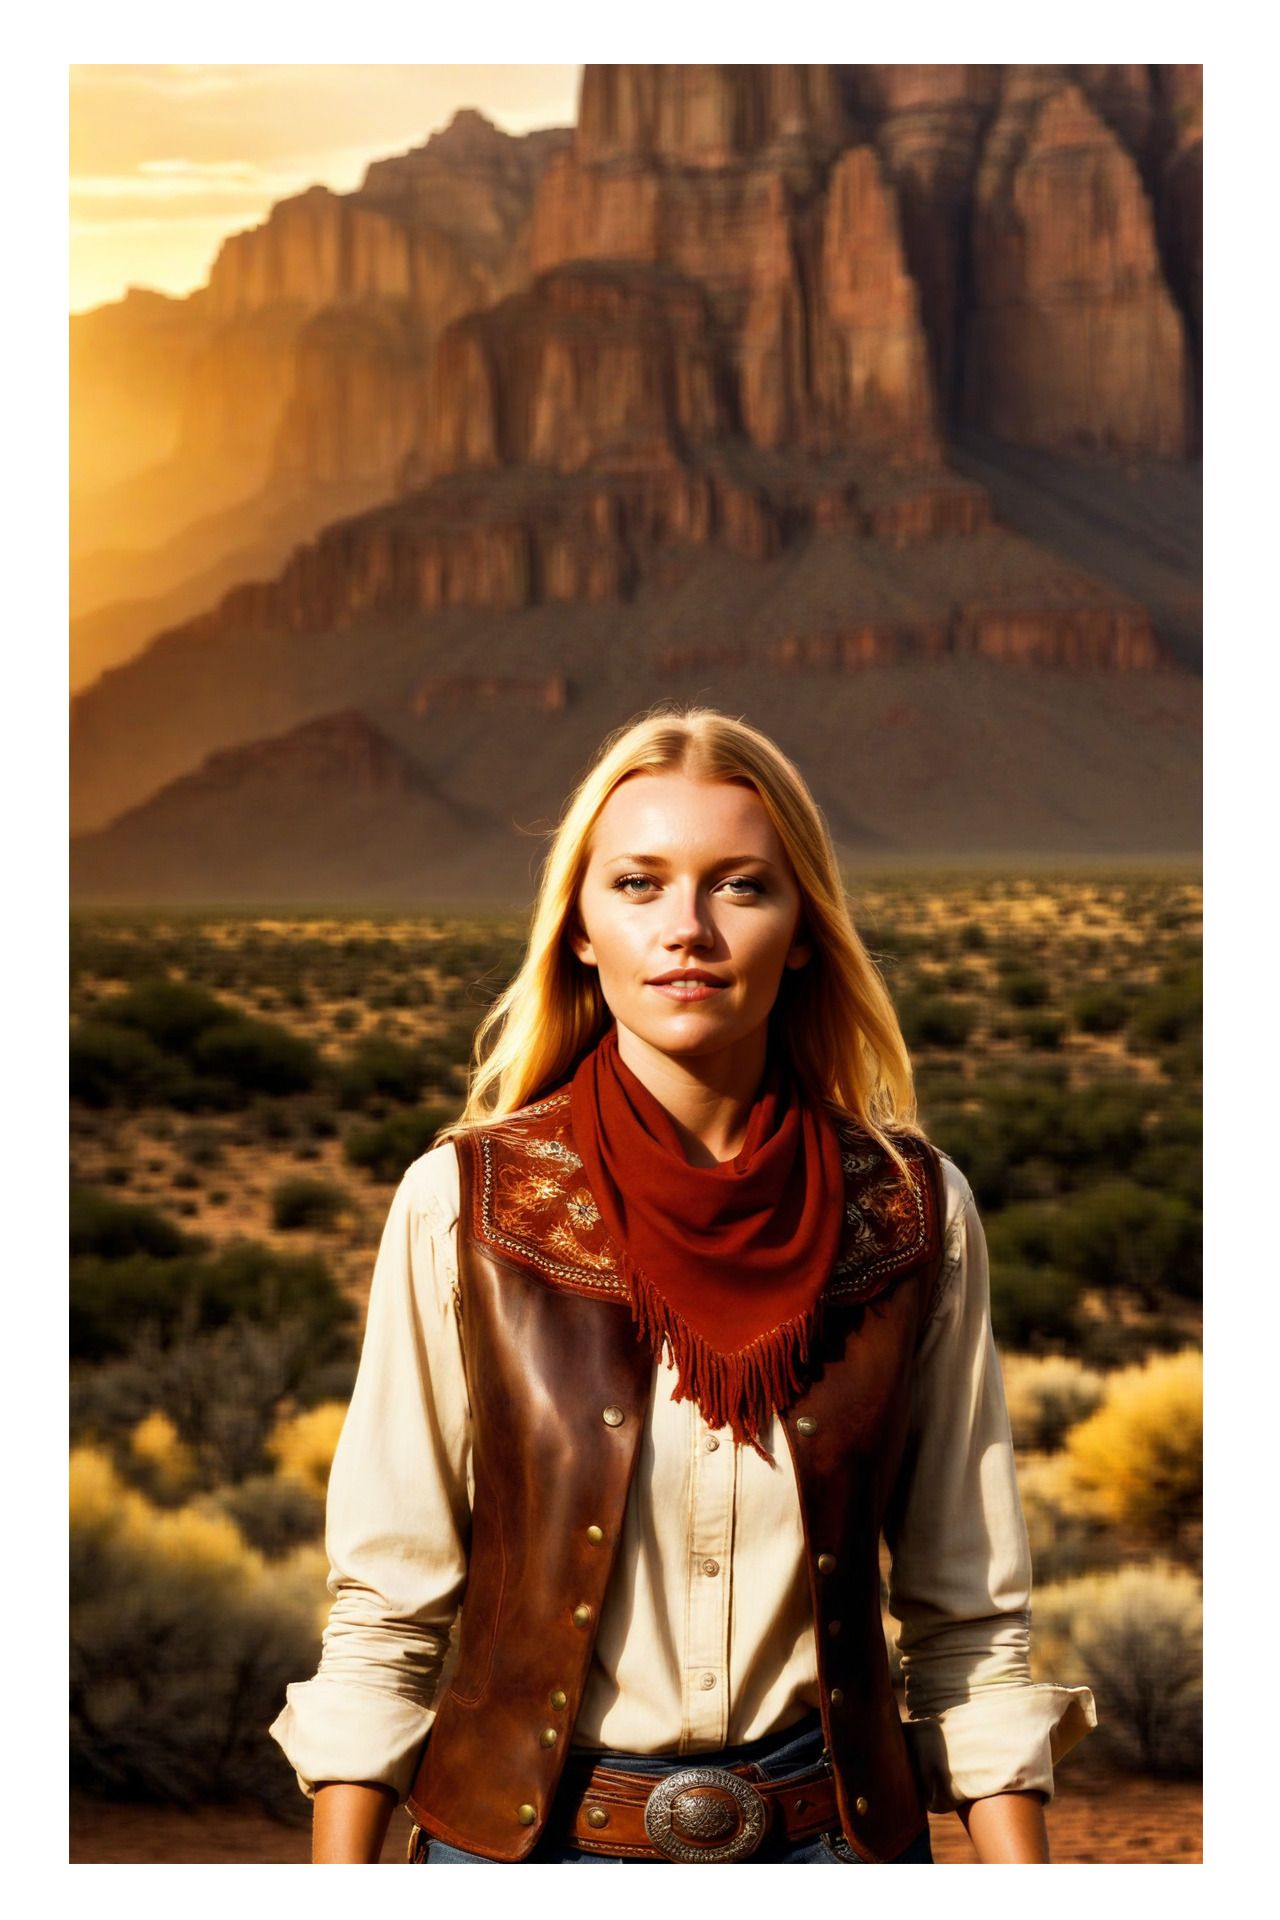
[570, 772, 811, 1070]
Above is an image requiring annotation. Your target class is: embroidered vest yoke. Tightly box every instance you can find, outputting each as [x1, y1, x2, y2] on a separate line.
[405, 1089, 946, 1863]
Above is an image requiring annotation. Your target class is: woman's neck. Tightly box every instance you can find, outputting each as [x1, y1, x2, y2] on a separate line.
[613, 1024, 768, 1166]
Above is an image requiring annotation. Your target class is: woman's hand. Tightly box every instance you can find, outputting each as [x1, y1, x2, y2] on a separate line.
[312, 1781, 398, 1863]
[957, 1789, 1051, 1862]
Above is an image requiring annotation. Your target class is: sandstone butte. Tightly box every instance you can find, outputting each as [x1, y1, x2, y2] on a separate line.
[69, 64, 1201, 882]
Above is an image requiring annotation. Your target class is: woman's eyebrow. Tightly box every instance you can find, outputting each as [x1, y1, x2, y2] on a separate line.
[601, 852, 778, 870]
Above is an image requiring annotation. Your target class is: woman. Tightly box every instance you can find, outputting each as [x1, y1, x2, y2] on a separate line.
[270, 708, 1095, 1864]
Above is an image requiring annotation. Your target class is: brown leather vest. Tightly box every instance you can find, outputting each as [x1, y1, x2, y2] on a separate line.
[406, 1088, 946, 1863]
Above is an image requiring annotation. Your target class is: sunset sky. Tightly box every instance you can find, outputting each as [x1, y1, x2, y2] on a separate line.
[69, 64, 583, 314]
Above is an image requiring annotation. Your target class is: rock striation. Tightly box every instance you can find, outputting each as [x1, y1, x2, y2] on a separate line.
[964, 83, 1192, 455]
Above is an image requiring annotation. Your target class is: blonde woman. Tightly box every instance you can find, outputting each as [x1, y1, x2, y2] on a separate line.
[270, 708, 1094, 1864]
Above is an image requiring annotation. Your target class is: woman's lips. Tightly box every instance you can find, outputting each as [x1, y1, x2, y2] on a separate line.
[646, 975, 728, 1002]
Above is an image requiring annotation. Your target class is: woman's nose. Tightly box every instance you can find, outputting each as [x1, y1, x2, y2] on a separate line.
[662, 886, 714, 950]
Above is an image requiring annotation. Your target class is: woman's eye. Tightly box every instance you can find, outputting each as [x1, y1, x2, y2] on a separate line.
[720, 877, 765, 897]
[614, 874, 658, 896]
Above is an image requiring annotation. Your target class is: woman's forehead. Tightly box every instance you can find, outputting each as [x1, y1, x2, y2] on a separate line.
[587, 772, 784, 857]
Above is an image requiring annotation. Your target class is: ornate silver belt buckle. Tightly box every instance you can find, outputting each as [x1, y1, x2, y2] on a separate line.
[643, 1766, 767, 1863]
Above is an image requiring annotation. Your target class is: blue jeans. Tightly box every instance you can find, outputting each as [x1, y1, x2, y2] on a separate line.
[411, 1711, 934, 1863]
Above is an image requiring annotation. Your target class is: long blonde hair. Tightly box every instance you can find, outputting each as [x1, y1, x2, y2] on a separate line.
[445, 708, 922, 1169]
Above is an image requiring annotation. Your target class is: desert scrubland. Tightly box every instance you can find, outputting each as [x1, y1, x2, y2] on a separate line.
[69, 874, 1202, 1862]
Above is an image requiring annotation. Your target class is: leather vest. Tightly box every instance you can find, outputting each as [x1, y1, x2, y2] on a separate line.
[406, 1088, 946, 1863]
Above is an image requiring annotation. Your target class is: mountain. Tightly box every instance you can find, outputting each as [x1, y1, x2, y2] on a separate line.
[70, 111, 572, 690]
[70, 64, 1201, 898]
[69, 709, 496, 904]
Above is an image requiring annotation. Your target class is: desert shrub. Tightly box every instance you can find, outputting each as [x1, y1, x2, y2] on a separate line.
[1071, 987, 1131, 1035]
[1001, 1353, 1106, 1451]
[126, 1410, 199, 1503]
[189, 1015, 319, 1099]
[986, 1261, 1080, 1349]
[1062, 1348, 1202, 1551]
[72, 1314, 356, 1486]
[1131, 1141, 1202, 1209]
[1052, 1180, 1200, 1303]
[897, 994, 978, 1050]
[207, 1473, 326, 1559]
[1016, 1452, 1112, 1585]
[70, 1186, 200, 1262]
[1059, 1085, 1149, 1167]
[957, 921, 990, 951]
[1032, 1564, 1201, 1775]
[1002, 970, 1050, 1009]
[1018, 1012, 1065, 1050]
[108, 977, 228, 1050]
[344, 1105, 456, 1183]
[71, 1237, 352, 1365]
[1130, 966, 1201, 1048]
[70, 1447, 325, 1813]
[333, 1033, 428, 1107]
[70, 1019, 189, 1108]
[71, 977, 320, 1110]
[271, 1176, 346, 1232]
[267, 1401, 348, 1495]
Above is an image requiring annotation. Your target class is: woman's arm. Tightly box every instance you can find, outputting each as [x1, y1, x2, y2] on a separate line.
[312, 1782, 399, 1863]
[268, 1146, 472, 1856]
[881, 1163, 1094, 1855]
[958, 1790, 1051, 1863]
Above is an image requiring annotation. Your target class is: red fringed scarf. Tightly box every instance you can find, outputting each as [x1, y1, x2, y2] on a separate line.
[568, 1025, 845, 1453]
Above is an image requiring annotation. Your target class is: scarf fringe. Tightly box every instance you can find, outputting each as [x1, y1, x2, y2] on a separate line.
[625, 1258, 824, 1460]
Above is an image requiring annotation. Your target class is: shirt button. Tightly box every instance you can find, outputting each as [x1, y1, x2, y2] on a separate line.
[704, 1435, 720, 1451]
[699, 1672, 717, 1691]
[701, 1558, 720, 1577]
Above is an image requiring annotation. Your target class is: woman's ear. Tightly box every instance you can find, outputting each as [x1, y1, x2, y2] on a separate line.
[568, 917, 598, 968]
[785, 922, 812, 971]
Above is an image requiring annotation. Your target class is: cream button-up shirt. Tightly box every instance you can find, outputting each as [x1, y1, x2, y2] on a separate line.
[269, 1143, 1095, 1810]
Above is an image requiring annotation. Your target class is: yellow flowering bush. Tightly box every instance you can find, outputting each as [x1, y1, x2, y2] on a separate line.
[128, 1410, 199, 1500]
[70, 1446, 328, 1811]
[1062, 1347, 1202, 1548]
[267, 1400, 348, 1495]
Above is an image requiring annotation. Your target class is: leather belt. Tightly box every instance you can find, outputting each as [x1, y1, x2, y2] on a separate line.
[559, 1757, 841, 1862]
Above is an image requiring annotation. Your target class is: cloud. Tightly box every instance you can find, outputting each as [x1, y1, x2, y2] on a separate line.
[69, 162, 312, 215]
[137, 158, 264, 180]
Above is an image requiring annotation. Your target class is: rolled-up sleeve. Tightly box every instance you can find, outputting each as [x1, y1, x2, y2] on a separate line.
[883, 1159, 1096, 1811]
[268, 1142, 471, 1801]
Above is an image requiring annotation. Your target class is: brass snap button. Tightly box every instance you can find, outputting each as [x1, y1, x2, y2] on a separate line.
[602, 1405, 624, 1427]
[830, 1687, 844, 1706]
[516, 1803, 537, 1825]
[572, 1603, 593, 1627]
[796, 1415, 818, 1436]
[549, 1688, 567, 1709]
[817, 1553, 837, 1575]
[586, 1524, 604, 1544]
[855, 1794, 869, 1815]
[586, 1807, 609, 1829]
[539, 1728, 558, 1748]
